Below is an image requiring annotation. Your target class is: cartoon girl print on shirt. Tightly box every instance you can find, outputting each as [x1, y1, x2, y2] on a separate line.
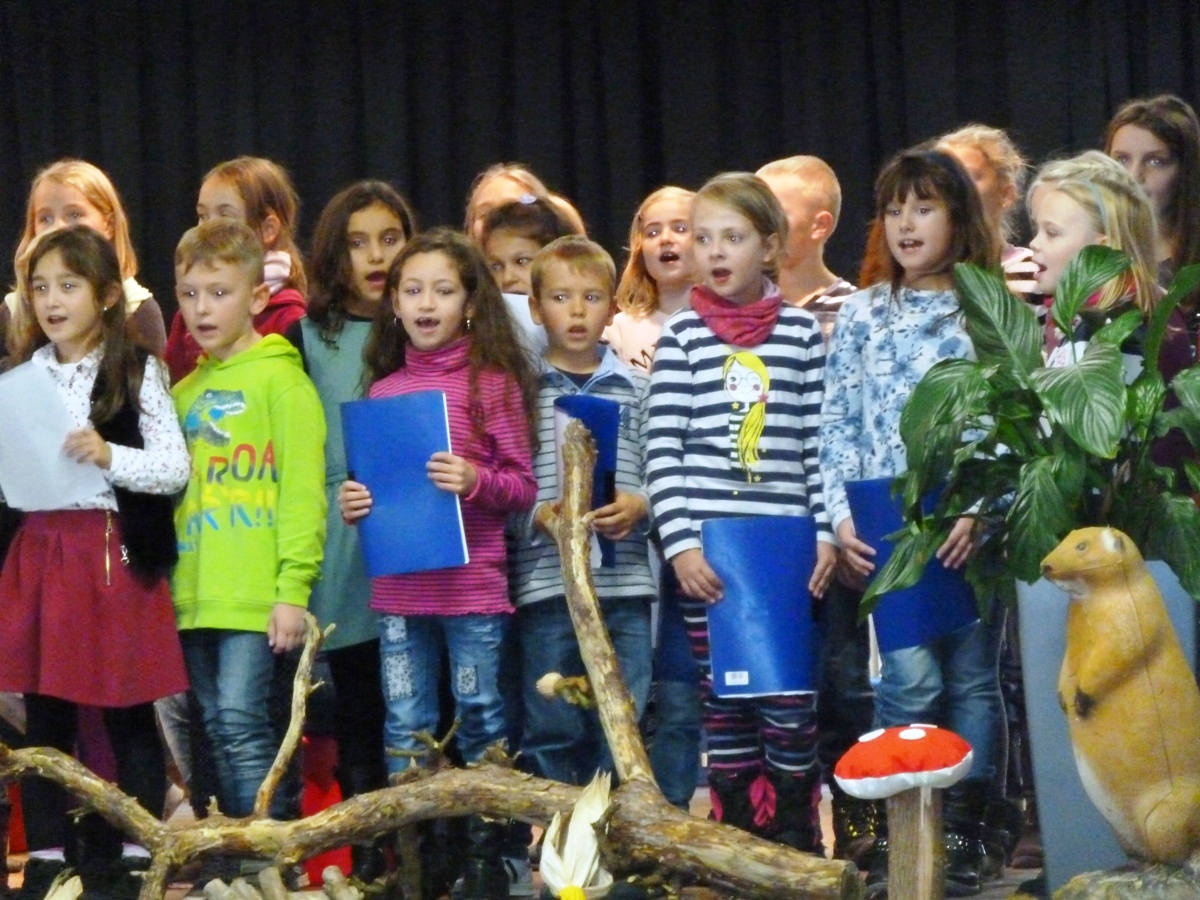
[722, 351, 769, 482]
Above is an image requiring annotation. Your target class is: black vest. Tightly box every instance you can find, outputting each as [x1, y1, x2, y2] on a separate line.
[92, 354, 179, 576]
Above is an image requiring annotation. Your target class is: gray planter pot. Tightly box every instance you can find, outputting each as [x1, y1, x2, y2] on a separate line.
[1018, 560, 1195, 893]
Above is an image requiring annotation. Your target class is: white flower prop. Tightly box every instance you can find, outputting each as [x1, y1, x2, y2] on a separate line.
[540, 771, 614, 899]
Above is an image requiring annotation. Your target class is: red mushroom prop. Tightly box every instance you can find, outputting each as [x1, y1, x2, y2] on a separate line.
[835, 725, 973, 900]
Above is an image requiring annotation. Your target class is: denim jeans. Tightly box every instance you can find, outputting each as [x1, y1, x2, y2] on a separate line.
[649, 567, 703, 808]
[518, 596, 651, 786]
[180, 629, 279, 817]
[379, 613, 507, 776]
[875, 614, 1007, 784]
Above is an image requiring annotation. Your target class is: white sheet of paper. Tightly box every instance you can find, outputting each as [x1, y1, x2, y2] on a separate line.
[0, 362, 110, 510]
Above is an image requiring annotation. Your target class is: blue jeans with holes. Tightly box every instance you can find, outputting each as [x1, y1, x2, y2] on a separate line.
[180, 629, 280, 818]
[874, 614, 1006, 784]
[518, 596, 652, 786]
[379, 613, 507, 776]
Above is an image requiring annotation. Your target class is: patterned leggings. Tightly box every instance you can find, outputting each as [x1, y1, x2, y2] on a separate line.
[678, 593, 819, 777]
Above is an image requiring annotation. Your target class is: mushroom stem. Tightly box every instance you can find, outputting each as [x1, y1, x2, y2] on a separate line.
[887, 785, 944, 900]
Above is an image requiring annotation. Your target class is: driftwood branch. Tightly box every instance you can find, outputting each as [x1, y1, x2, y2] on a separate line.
[254, 616, 333, 818]
[0, 422, 863, 899]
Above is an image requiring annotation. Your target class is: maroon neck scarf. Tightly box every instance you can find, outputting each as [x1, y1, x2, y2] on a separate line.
[689, 279, 783, 348]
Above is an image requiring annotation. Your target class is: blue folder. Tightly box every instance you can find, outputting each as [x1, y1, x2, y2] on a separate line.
[340, 390, 468, 577]
[700, 516, 820, 697]
[844, 476, 979, 652]
[554, 394, 620, 567]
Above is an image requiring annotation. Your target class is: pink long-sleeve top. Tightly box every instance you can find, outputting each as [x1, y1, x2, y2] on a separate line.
[367, 336, 536, 616]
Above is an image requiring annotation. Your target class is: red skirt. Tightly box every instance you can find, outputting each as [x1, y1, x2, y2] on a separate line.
[0, 509, 188, 706]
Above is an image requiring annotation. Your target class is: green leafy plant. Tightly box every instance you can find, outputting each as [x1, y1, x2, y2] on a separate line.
[863, 246, 1200, 616]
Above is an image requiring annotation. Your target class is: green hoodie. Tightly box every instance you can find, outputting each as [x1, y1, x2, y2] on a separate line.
[172, 335, 327, 632]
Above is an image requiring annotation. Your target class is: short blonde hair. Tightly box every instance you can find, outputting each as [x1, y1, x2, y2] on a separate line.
[175, 219, 265, 284]
[937, 124, 1029, 241]
[755, 155, 843, 230]
[17, 159, 139, 281]
[1028, 150, 1159, 312]
[531, 235, 616, 302]
[615, 186, 695, 318]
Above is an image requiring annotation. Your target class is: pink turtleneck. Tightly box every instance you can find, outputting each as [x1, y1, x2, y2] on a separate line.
[367, 337, 536, 616]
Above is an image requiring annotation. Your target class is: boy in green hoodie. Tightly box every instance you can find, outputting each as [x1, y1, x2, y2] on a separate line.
[172, 219, 326, 817]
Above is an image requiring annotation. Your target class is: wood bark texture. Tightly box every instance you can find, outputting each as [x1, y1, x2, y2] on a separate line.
[0, 424, 862, 899]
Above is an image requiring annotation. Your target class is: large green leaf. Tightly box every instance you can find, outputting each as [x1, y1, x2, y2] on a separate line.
[1049, 245, 1130, 336]
[1144, 263, 1200, 375]
[1144, 494, 1200, 600]
[899, 359, 989, 443]
[1006, 456, 1073, 583]
[1029, 341, 1125, 458]
[1171, 366, 1200, 423]
[1090, 309, 1143, 348]
[860, 528, 940, 618]
[1127, 371, 1167, 438]
[954, 263, 1043, 376]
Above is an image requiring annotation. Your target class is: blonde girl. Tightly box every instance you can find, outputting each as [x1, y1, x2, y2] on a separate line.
[5, 159, 166, 356]
[646, 172, 834, 852]
[937, 124, 1038, 295]
[606, 186, 696, 371]
[164, 156, 308, 382]
[463, 163, 550, 242]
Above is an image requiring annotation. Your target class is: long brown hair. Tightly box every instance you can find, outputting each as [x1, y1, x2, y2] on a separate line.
[203, 156, 308, 294]
[15, 226, 145, 422]
[865, 148, 1001, 294]
[1104, 94, 1200, 277]
[363, 228, 539, 447]
[308, 180, 417, 344]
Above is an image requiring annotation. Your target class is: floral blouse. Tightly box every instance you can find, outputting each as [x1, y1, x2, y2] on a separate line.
[819, 283, 974, 530]
[30, 344, 190, 509]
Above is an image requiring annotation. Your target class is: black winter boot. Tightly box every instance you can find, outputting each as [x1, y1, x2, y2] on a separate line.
[460, 816, 507, 900]
[761, 769, 824, 854]
[705, 768, 760, 834]
[339, 764, 390, 883]
[943, 781, 987, 897]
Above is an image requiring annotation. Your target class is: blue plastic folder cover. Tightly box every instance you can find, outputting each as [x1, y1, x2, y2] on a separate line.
[553, 394, 620, 567]
[844, 476, 979, 653]
[340, 390, 468, 577]
[700, 516, 820, 698]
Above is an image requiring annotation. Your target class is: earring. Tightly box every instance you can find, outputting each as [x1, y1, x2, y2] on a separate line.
[465, 316, 472, 331]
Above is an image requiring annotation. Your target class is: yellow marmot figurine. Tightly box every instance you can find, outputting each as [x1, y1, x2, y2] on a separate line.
[1042, 526, 1200, 864]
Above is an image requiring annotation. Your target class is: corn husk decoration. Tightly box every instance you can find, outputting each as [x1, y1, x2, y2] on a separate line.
[43, 873, 83, 900]
[540, 771, 614, 899]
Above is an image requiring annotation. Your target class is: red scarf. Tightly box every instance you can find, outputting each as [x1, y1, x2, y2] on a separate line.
[689, 279, 783, 348]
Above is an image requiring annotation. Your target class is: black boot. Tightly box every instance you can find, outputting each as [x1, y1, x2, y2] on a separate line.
[980, 791, 1022, 879]
[74, 814, 142, 900]
[830, 780, 881, 867]
[420, 817, 466, 900]
[706, 768, 759, 834]
[762, 769, 824, 854]
[339, 764, 390, 883]
[943, 781, 987, 897]
[460, 816, 507, 900]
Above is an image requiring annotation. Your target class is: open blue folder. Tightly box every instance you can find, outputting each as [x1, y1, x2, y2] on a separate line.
[844, 476, 979, 652]
[554, 394, 620, 567]
[700, 516, 820, 697]
[340, 390, 468, 577]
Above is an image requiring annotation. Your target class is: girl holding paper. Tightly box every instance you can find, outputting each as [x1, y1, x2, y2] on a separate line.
[0, 226, 189, 899]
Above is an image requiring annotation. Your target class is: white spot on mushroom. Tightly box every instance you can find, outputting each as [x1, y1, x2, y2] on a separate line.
[900, 728, 930, 740]
[859, 728, 886, 742]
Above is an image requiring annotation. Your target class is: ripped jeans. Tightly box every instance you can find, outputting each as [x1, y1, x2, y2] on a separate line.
[378, 612, 507, 775]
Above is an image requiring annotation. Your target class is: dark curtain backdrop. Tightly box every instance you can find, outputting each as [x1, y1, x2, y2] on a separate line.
[1, 0, 1198, 318]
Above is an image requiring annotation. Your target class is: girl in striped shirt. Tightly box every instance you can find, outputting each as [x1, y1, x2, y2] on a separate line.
[646, 172, 835, 852]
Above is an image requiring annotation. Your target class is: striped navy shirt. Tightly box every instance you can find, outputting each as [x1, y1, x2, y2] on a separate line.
[646, 305, 832, 560]
[508, 347, 657, 607]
